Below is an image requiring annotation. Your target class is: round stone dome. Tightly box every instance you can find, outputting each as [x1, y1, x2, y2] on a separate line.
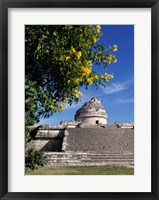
[75, 97, 108, 125]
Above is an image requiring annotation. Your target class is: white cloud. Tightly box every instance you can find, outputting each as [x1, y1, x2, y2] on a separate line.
[114, 97, 134, 104]
[102, 79, 133, 94]
[65, 93, 93, 110]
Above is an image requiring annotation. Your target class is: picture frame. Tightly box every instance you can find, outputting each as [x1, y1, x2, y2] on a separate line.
[0, 0, 159, 199]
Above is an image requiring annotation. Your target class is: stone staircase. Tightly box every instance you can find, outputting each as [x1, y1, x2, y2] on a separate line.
[44, 151, 134, 167]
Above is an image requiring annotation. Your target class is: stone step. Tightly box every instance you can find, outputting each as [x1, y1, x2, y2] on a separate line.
[46, 156, 133, 160]
[46, 157, 133, 161]
[45, 154, 133, 158]
[46, 161, 134, 166]
[48, 159, 134, 163]
[45, 153, 133, 156]
[44, 152, 134, 166]
[46, 158, 133, 162]
[44, 152, 134, 156]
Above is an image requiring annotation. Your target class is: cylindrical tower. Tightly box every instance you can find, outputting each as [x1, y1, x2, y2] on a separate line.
[74, 97, 108, 125]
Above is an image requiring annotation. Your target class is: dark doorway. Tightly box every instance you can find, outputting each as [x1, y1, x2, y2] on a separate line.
[96, 120, 99, 124]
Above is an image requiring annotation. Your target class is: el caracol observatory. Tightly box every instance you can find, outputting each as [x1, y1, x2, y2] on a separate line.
[27, 96, 134, 167]
[75, 97, 108, 125]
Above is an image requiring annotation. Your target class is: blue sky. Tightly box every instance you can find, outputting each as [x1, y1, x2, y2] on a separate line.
[39, 25, 134, 125]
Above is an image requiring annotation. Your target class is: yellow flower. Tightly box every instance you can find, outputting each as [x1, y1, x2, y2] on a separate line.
[76, 51, 82, 60]
[59, 56, 64, 62]
[74, 93, 78, 98]
[107, 55, 112, 61]
[107, 55, 117, 63]
[87, 60, 92, 67]
[74, 91, 83, 98]
[92, 37, 97, 43]
[77, 91, 83, 97]
[74, 78, 80, 84]
[81, 66, 91, 76]
[113, 58, 117, 63]
[50, 105, 55, 110]
[52, 99, 56, 103]
[106, 55, 117, 64]
[112, 44, 117, 52]
[67, 80, 71, 84]
[94, 74, 99, 80]
[101, 73, 114, 79]
[66, 56, 70, 61]
[96, 25, 101, 33]
[59, 104, 65, 111]
[87, 77, 93, 85]
[71, 46, 76, 53]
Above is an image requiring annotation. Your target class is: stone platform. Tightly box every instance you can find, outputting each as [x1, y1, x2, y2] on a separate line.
[27, 127, 134, 166]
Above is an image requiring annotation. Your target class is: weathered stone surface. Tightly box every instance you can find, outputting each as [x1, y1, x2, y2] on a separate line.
[75, 97, 108, 125]
[115, 122, 134, 129]
[26, 139, 63, 152]
[35, 129, 64, 138]
[44, 151, 134, 166]
[62, 130, 69, 151]
[64, 128, 134, 153]
[39, 124, 64, 129]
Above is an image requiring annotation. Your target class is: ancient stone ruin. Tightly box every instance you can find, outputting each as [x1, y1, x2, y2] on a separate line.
[75, 97, 108, 125]
[27, 97, 134, 167]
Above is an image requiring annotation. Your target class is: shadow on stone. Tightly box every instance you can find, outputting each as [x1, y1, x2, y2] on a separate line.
[41, 138, 63, 152]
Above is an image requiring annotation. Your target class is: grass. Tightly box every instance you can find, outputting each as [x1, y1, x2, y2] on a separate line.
[26, 165, 134, 175]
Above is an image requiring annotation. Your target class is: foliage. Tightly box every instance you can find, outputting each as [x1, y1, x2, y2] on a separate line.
[25, 25, 118, 123]
[25, 126, 31, 144]
[25, 125, 38, 143]
[25, 148, 46, 171]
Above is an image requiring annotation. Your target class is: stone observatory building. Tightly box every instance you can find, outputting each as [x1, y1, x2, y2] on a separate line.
[75, 97, 108, 125]
[27, 96, 134, 167]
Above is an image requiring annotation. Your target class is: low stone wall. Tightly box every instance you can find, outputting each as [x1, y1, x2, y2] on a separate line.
[76, 116, 107, 125]
[26, 139, 63, 152]
[26, 128, 64, 152]
[35, 129, 64, 139]
[63, 128, 134, 153]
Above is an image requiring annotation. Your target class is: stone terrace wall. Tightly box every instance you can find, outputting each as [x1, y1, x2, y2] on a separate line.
[26, 129, 64, 152]
[63, 128, 134, 153]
